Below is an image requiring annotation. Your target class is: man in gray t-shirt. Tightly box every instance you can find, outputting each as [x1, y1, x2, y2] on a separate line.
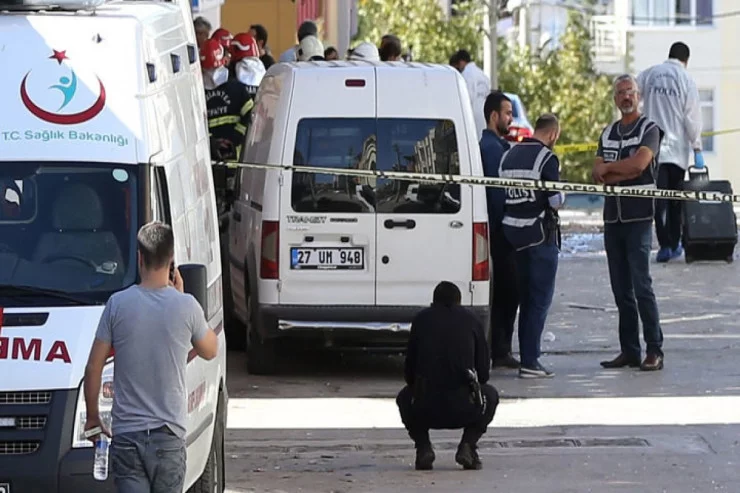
[83, 222, 218, 492]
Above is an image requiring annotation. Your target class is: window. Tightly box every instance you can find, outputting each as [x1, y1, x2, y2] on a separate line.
[631, 0, 713, 26]
[291, 118, 461, 215]
[699, 89, 714, 152]
[0, 163, 139, 304]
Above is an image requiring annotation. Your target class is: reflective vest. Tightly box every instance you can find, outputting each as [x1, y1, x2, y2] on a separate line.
[205, 79, 256, 160]
[599, 115, 663, 223]
[498, 140, 558, 251]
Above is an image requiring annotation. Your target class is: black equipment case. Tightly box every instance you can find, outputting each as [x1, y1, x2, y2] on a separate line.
[681, 166, 738, 263]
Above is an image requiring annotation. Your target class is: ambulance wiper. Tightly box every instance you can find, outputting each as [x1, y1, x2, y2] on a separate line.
[0, 284, 96, 305]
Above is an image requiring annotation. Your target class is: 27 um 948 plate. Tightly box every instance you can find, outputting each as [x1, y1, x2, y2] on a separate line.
[290, 247, 364, 270]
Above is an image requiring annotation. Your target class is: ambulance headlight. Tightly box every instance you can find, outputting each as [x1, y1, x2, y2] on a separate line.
[72, 361, 114, 448]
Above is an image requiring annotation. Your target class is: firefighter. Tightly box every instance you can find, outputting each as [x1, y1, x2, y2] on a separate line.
[211, 27, 233, 66]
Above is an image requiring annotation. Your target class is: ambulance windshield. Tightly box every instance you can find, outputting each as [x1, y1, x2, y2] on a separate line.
[0, 162, 138, 304]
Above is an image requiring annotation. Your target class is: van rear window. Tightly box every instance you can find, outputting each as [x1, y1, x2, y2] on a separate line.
[291, 118, 460, 214]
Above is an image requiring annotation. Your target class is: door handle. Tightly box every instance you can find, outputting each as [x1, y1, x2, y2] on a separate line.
[384, 219, 416, 229]
[233, 211, 242, 222]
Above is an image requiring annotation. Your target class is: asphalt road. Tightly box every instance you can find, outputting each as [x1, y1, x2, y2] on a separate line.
[221, 231, 740, 492]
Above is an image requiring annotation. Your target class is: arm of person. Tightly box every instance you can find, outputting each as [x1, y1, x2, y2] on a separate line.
[404, 317, 419, 386]
[473, 317, 491, 384]
[684, 77, 703, 151]
[173, 268, 219, 360]
[592, 138, 606, 184]
[601, 126, 661, 183]
[541, 154, 564, 210]
[83, 302, 114, 440]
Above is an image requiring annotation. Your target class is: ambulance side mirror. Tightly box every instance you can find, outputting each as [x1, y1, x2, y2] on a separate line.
[179, 263, 208, 314]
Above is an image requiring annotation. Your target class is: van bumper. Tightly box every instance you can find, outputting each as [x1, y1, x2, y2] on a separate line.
[257, 304, 490, 346]
[0, 389, 115, 493]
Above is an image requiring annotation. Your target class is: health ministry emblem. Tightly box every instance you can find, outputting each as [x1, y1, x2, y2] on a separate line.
[20, 49, 107, 125]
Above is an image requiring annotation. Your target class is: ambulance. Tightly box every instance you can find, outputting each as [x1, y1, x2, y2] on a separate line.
[0, 0, 227, 491]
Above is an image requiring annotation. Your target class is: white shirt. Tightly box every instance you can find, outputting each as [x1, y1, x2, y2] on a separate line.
[461, 62, 491, 141]
[636, 59, 703, 170]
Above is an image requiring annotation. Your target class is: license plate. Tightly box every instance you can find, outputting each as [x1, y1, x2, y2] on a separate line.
[290, 247, 364, 270]
[0, 418, 14, 428]
[0, 482, 9, 493]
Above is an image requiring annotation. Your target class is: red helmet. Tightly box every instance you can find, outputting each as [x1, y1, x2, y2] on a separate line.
[211, 28, 233, 50]
[200, 38, 226, 70]
[230, 32, 260, 62]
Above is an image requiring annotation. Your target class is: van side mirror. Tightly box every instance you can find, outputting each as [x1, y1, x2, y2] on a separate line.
[178, 263, 208, 314]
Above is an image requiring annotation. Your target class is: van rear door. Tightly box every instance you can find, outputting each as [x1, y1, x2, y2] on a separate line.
[278, 69, 377, 305]
[374, 68, 474, 306]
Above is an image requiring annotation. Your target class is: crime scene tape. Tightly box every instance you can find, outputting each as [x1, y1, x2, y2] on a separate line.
[553, 128, 740, 155]
[214, 160, 740, 204]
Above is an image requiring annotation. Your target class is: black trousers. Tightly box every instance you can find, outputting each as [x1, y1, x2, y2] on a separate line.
[655, 163, 686, 250]
[396, 384, 500, 448]
[490, 229, 519, 359]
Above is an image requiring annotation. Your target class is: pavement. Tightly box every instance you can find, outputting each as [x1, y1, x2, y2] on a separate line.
[221, 225, 740, 492]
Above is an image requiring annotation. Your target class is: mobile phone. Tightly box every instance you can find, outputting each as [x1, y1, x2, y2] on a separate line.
[169, 262, 175, 282]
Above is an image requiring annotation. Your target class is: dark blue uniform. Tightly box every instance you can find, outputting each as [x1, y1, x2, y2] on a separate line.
[479, 130, 519, 363]
[596, 115, 664, 361]
[499, 138, 561, 370]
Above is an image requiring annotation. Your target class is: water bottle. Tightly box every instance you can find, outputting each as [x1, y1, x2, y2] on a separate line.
[93, 435, 109, 481]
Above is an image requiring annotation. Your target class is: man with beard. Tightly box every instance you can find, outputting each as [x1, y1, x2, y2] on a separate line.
[592, 74, 665, 372]
[479, 91, 520, 370]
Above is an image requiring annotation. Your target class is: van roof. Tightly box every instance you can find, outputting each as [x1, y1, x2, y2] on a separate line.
[0, 0, 179, 21]
[278, 60, 460, 73]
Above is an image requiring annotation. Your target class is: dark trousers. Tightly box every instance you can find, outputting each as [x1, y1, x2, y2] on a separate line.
[490, 229, 519, 359]
[111, 427, 187, 493]
[604, 220, 664, 358]
[655, 163, 685, 250]
[396, 384, 499, 448]
[515, 241, 559, 367]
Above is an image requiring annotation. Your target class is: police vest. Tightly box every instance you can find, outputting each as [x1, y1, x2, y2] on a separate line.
[205, 79, 256, 158]
[498, 141, 557, 251]
[599, 115, 662, 223]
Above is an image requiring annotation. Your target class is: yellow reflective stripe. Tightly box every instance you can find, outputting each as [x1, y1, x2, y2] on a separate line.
[235, 124, 247, 135]
[240, 99, 254, 116]
[236, 144, 242, 158]
[209, 115, 240, 128]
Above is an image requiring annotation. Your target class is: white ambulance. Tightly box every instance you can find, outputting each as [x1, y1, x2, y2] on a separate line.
[227, 61, 492, 374]
[0, 1, 226, 491]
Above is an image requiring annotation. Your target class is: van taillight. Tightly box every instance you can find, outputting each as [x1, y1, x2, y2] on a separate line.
[345, 79, 366, 87]
[260, 220, 280, 279]
[472, 222, 490, 281]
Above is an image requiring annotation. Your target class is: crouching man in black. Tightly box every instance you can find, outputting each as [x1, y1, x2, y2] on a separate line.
[396, 281, 500, 470]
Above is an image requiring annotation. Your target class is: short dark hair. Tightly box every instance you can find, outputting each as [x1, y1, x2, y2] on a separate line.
[250, 24, 268, 45]
[297, 20, 317, 41]
[534, 113, 559, 132]
[137, 221, 174, 270]
[449, 49, 472, 66]
[668, 41, 690, 62]
[324, 46, 338, 58]
[483, 90, 511, 125]
[379, 34, 402, 61]
[433, 281, 462, 307]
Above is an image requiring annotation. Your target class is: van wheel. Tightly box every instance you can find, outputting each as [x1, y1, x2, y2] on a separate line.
[188, 391, 225, 493]
[245, 292, 277, 375]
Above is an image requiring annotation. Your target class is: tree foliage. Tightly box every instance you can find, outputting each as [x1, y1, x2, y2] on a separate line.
[498, 12, 615, 182]
[354, 0, 484, 63]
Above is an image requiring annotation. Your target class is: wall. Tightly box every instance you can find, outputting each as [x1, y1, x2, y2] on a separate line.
[220, 0, 297, 56]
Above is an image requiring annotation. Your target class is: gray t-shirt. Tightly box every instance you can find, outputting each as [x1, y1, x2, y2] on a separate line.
[95, 284, 209, 439]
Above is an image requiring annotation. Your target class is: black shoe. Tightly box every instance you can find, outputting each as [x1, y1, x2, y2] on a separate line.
[492, 353, 520, 369]
[455, 442, 482, 470]
[415, 444, 435, 470]
[519, 361, 554, 379]
[640, 353, 664, 371]
[600, 353, 641, 369]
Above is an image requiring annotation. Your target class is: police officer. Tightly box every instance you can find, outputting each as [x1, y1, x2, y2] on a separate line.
[593, 74, 665, 372]
[479, 91, 519, 369]
[498, 114, 563, 378]
[396, 282, 500, 471]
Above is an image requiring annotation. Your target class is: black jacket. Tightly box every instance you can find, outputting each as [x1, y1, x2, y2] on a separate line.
[404, 304, 490, 428]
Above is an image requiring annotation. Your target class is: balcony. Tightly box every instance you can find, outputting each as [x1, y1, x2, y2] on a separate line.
[590, 15, 627, 75]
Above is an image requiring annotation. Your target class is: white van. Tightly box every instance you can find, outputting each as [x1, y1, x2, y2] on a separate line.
[227, 61, 491, 374]
[0, 1, 227, 491]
